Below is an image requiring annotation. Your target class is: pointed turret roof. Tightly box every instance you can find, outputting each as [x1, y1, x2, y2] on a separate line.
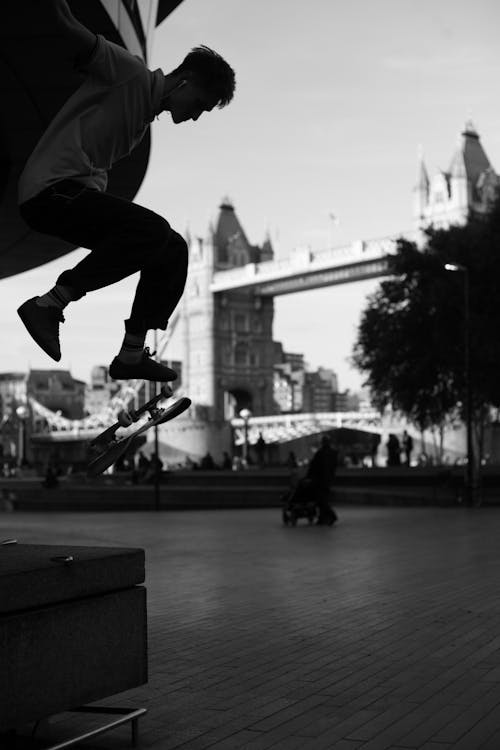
[415, 146, 430, 191]
[449, 120, 492, 184]
[212, 197, 252, 264]
[262, 232, 273, 253]
[260, 232, 274, 262]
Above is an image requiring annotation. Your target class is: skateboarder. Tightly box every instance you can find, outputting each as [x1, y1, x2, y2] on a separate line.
[17, 0, 235, 382]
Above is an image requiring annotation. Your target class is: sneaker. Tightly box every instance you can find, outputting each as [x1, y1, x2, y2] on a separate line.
[17, 297, 64, 361]
[109, 347, 178, 382]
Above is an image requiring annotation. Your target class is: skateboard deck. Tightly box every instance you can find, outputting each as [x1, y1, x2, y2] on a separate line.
[87, 385, 191, 476]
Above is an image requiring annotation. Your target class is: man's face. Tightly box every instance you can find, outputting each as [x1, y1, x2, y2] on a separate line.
[170, 80, 217, 124]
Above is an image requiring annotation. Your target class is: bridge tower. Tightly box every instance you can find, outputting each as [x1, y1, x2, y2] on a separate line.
[414, 121, 499, 230]
[171, 199, 276, 459]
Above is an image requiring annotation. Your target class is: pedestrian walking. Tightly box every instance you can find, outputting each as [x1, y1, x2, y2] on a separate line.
[387, 434, 401, 467]
[402, 430, 414, 467]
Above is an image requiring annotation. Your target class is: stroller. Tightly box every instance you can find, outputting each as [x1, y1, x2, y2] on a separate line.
[282, 477, 319, 526]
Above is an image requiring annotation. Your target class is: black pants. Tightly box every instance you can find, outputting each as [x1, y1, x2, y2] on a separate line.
[19, 179, 188, 331]
[313, 485, 338, 525]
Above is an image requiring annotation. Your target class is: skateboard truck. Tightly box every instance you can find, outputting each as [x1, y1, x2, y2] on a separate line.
[115, 385, 174, 428]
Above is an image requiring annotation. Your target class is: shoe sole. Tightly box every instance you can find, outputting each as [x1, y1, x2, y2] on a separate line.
[109, 360, 177, 382]
[17, 302, 61, 362]
[109, 367, 177, 382]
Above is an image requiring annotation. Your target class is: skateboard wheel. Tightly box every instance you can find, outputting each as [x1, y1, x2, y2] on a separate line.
[117, 409, 134, 427]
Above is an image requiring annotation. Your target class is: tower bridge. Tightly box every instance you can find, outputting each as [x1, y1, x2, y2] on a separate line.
[174, 122, 498, 461]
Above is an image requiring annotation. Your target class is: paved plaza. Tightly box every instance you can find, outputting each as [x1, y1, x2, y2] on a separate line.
[4, 504, 500, 749]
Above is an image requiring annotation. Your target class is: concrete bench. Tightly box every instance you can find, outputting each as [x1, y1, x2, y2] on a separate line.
[0, 542, 147, 745]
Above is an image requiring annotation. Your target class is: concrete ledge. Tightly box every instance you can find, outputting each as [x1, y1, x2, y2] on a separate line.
[2, 467, 500, 510]
[0, 482, 460, 511]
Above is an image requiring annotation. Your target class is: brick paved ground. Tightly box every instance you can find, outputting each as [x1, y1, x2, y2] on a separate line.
[4, 505, 500, 749]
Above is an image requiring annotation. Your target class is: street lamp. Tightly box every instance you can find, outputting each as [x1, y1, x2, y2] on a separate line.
[15, 404, 29, 469]
[153, 329, 160, 511]
[444, 263, 474, 504]
[239, 408, 252, 465]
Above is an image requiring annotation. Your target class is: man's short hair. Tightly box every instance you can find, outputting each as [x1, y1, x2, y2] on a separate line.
[174, 45, 236, 107]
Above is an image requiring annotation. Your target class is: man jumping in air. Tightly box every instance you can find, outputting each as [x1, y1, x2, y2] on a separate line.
[17, 0, 235, 382]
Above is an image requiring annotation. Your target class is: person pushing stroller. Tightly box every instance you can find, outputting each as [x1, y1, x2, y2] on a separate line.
[306, 435, 339, 525]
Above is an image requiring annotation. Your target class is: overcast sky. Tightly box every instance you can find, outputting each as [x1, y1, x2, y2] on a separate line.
[2, 0, 499, 390]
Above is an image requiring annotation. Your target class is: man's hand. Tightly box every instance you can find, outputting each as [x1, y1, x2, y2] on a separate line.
[46, 0, 97, 67]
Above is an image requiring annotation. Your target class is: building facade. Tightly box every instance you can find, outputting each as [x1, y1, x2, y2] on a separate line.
[0, 369, 87, 469]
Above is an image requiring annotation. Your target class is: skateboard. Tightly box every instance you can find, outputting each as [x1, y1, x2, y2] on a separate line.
[87, 385, 191, 476]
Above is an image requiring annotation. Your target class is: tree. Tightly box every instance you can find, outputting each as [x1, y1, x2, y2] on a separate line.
[352, 194, 500, 464]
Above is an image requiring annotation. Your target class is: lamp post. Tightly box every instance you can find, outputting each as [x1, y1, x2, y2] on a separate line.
[444, 263, 474, 504]
[239, 408, 251, 466]
[15, 404, 29, 469]
[153, 329, 160, 511]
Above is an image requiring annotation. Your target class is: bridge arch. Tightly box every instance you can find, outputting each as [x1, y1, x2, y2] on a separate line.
[223, 387, 253, 421]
